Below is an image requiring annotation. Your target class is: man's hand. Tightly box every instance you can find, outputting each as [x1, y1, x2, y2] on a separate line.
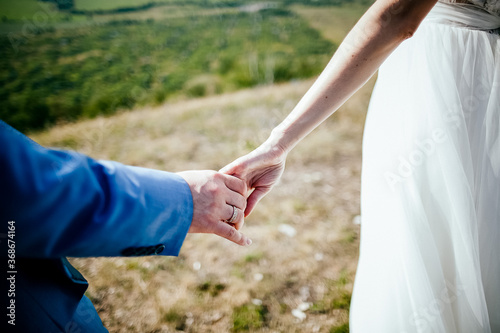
[177, 170, 252, 246]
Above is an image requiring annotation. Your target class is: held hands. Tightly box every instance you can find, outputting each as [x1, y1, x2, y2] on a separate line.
[220, 141, 287, 217]
[177, 170, 252, 246]
[177, 139, 287, 247]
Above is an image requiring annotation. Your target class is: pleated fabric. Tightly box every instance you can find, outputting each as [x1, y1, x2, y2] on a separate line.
[350, 3, 500, 332]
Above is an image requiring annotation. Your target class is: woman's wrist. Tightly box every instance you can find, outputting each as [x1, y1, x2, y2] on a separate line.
[267, 127, 295, 155]
[246, 128, 289, 167]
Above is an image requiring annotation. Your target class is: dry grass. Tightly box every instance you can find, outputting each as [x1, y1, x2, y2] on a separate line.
[29, 4, 376, 332]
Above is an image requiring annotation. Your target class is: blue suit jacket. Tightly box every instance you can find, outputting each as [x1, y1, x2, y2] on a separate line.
[0, 121, 194, 332]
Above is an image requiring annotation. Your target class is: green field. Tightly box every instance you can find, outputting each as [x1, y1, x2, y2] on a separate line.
[0, 0, 371, 20]
[0, 7, 336, 132]
[73, 0, 246, 11]
[0, 0, 72, 21]
[0, 0, 49, 20]
[74, 0, 174, 11]
[0, 0, 371, 133]
[0, 0, 248, 19]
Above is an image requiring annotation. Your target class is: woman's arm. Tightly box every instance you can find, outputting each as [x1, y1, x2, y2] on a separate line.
[270, 0, 437, 152]
[222, 0, 437, 216]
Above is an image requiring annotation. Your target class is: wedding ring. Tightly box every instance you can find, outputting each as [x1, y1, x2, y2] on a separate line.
[226, 205, 238, 224]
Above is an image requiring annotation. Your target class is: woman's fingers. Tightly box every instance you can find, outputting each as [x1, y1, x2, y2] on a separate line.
[219, 160, 240, 176]
[245, 187, 268, 217]
[223, 173, 247, 195]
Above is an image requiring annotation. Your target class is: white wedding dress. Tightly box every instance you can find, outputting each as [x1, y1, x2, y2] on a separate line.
[350, 1, 500, 332]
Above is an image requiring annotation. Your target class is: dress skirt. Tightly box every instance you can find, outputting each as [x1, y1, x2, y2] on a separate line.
[350, 3, 500, 332]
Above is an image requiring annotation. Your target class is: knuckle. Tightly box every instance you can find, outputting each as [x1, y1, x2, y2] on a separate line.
[213, 172, 224, 182]
[208, 184, 220, 196]
[226, 227, 237, 240]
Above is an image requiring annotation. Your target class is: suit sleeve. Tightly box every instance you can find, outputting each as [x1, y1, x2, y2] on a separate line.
[0, 121, 193, 258]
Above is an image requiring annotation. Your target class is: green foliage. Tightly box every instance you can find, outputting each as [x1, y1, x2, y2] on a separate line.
[163, 309, 182, 323]
[331, 291, 351, 309]
[45, 0, 74, 10]
[197, 281, 227, 297]
[310, 274, 352, 314]
[0, 0, 56, 21]
[310, 291, 351, 313]
[0, 8, 334, 132]
[73, 0, 246, 13]
[244, 251, 264, 263]
[330, 323, 349, 333]
[163, 308, 188, 330]
[0, 0, 246, 19]
[232, 303, 268, 332]
[336, 270, 349, 287]
[342, 229, 358, 244]
[284, 0, 373, 6]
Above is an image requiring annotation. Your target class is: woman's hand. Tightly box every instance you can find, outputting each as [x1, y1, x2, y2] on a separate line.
[220, 141, 287, 217]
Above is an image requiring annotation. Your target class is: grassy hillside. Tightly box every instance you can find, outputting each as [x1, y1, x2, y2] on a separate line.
[74, 0, 175, 11]
[1, 5, 335, 132]
[72, 0, 244, 12]
[0, 0, 370, 133]
[0, 0, 51, 19]
[0, 0, 243, 18]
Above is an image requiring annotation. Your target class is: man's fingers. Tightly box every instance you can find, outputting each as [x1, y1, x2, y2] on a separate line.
[213, 221, 252, 246]
[222, 173, 247, 195]
[223, 204, 241, 223]
[223, 205, 244, 231]
[226, 193, 246, 212]
[229, 207, 245, 230]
